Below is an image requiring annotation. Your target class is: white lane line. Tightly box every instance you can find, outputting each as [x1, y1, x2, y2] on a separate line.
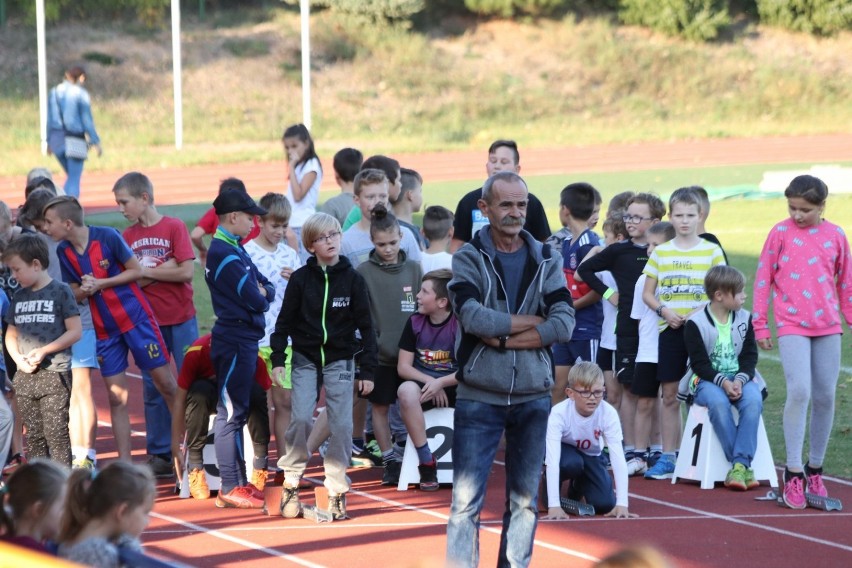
[341, 481, 600, 563]
[149, 511, 327, 568]
[97, 420, 146, 438]
[630, 494, 852, 553]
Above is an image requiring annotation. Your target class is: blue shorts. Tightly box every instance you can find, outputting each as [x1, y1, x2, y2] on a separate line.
[71, 329, 99, 370]
[552, 339, 599, 366]
[97, 322, 170, 377]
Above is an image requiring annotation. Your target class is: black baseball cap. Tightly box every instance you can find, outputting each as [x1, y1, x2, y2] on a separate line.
[213, 189, 267, 215]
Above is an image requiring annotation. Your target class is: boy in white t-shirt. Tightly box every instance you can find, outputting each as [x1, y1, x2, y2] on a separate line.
[420, 205, 454, 274]
[629, 221, 675, 475]
[543, 362, 635, 519]
[244, 193, 301, 483]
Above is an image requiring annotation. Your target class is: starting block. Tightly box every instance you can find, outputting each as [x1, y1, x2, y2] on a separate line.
[302, 506, 334, 523]
[672, 404, 777, 490]
[756, 490, 843, 511]
[178, 416, 254, 498]
[560, 497, 595, 517]
[397, 407, 455, 491]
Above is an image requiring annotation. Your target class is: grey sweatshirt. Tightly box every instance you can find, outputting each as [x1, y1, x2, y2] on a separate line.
[449, 226, 575, 406]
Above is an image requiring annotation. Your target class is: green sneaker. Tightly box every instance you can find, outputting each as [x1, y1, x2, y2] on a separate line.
[743, 467, 759, 490]
[725, 463, 748, 491]
[365, 440, 382, 461]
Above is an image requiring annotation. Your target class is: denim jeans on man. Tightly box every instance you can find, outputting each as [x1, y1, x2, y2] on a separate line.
[693, 379, 763, 466]
[446, 396, 550, 568]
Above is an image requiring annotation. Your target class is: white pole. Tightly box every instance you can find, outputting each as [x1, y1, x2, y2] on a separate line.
[299, 0, 311, 130]
[36, 0, 47, 155]
[171, 0, 183, 149]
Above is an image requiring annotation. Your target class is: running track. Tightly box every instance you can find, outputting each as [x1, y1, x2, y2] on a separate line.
[2, 133, 851, 209]
[104, 369, 851, 568]
[8, 134, 852, 566]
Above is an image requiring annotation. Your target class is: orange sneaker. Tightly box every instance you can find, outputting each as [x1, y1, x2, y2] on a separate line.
[251, 468, 268, 492]
[215, 485, 264, 509]
[189, 468, 210, 500]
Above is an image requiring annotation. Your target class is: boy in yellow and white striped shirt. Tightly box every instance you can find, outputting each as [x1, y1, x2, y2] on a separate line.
[639, 187, 726, 479]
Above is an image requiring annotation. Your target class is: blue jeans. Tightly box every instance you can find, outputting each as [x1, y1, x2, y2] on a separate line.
[693, 379, 763, 467]
[142, 317, 198, 456]
[446, 396, 550, 568]
[55, 152, 85, 199]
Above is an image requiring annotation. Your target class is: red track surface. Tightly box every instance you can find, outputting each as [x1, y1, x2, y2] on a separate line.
[102, 365, 851, 568]
[7, 134, 852, 566]
[2, 133, 851, 210]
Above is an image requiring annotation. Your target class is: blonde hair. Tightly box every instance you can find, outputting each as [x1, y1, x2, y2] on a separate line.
[568, 361, 604, 390]
[595, 545, 671, 568]
[301, 212, 341, 252]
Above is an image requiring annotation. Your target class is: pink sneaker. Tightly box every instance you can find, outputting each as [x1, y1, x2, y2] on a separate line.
[806, 471, 828, 497]
[782, 474, 807, 509]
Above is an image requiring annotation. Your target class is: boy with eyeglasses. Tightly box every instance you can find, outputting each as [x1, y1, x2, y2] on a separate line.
[543, 362, 635, 520]
[576, 193, 666, 473]
[271, 212, 377, 521]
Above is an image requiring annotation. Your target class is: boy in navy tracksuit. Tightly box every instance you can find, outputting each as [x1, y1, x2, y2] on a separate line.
[204, 182, 274, 509]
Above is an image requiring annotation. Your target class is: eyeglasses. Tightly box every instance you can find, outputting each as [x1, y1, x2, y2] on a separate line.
[570, 388, 606, 399]
[622, 214, 654, 224]
[312, 231, 341, 245]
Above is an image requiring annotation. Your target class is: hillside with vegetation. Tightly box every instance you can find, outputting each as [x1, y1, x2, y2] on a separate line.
[1, 4, 850, 176]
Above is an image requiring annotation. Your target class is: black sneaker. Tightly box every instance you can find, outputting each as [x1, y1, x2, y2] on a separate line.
[328, 492, 348, 520]
[146, 455, 174, 478]
[646, 451, 663, 469]
[351, 447, 383, 468]
[382, 460, 402, 486]
[418, 461, 439, 491]
[280, 485, 302, 518]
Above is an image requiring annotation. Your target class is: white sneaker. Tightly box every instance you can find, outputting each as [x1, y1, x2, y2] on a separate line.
[626, 457, 647, 476]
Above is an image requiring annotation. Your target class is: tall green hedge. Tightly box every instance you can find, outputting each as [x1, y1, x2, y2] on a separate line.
[462, 0, 568, 17]
[619, 0, 730, 40]
[756, 0, 852, 36]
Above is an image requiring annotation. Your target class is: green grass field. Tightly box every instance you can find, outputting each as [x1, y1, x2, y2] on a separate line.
[88, 162, 852, 477]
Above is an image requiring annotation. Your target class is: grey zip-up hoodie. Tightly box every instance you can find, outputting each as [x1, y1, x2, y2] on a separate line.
[449, 226, 575, 406]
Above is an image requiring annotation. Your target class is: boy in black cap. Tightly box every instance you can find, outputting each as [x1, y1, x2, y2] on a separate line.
[204, 178, 275, 509]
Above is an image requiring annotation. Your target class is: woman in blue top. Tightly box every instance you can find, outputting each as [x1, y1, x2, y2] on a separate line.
[47, 66, 102, 199]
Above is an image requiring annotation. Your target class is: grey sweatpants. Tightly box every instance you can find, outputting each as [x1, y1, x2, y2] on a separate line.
[777, 334, 841, 470]
[278, 353, 354, 495]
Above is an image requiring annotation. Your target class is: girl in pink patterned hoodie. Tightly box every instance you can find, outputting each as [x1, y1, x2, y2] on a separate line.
[753, 175, 852, 510]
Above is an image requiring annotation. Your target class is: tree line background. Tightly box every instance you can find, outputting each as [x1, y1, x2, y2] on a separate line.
[5, 0, 851, 41]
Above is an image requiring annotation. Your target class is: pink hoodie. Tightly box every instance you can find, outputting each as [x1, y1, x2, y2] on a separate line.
[753, 218, 852, 340]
